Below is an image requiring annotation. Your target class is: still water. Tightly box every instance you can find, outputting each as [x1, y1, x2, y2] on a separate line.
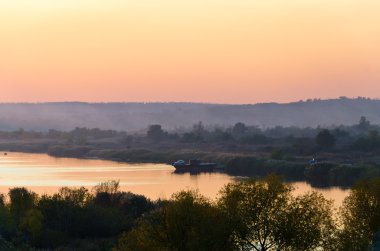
[0, 152, 349, 206]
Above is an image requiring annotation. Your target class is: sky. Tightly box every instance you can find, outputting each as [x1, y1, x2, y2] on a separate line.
[0, 0, 379, 104]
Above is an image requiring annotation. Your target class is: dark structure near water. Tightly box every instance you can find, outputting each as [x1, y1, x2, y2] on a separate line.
[172, 159, 217, 173]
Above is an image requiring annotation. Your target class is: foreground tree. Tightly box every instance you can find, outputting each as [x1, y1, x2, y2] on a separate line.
[218, 175, 336, 251]
[338, 178, 380, 250]
[9, 188, 38, 225]
[114, 190, 233, 251]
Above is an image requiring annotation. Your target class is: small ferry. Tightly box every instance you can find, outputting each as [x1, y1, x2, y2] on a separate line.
[172, 159, 217, 173]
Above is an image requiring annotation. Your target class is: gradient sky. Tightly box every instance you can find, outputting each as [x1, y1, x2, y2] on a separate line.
[0, 0, 379, 104]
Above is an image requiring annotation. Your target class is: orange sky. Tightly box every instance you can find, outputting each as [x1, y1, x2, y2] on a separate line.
[0, 0, 379, 104]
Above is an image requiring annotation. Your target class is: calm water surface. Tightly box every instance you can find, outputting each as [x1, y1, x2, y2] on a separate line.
[0, 152, 349, 206]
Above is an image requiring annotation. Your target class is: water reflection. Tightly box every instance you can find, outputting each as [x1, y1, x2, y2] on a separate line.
[0, 152, 350, 206]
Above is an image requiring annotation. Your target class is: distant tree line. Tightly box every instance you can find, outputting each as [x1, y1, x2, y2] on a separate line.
[1, 116, 380, 153]
[1, 117, 380, 187]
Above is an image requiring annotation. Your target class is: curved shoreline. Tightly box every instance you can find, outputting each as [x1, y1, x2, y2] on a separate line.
[1, 145, 367, 188]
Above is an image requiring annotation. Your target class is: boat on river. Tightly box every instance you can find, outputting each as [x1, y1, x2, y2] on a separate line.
[172, 159, 217, 173]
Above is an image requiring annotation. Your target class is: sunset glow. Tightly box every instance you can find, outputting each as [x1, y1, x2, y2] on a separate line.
[1, 0, 379, 103]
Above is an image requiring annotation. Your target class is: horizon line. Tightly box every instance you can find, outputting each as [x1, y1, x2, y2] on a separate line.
[0, 96, 377, 106]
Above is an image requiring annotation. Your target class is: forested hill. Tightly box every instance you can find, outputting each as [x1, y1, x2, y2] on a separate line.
[0, 98, 379, 131]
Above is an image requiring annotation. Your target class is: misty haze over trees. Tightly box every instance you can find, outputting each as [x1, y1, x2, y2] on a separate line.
[1, 113, 380, 187]
[0, 97, 379, 131]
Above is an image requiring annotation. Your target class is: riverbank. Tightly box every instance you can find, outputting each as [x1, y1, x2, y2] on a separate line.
[41, 146, 380, 187]
[0, 138, 378, 187]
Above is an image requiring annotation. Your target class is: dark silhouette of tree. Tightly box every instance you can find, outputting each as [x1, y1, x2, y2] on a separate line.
[93, 180, 120, 195]
[193, 121, 205, 133]
[358, 116, 371, 131]
[9, 188, 37, 225]
[192, 121, 206, 139]
[316, 129, 336, 150]
[232, 122, 247, 135]
[147, 124, 166, 141]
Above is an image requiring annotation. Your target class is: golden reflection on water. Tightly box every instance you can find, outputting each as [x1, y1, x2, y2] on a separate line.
[291, 182, 350, 208]
[0, 152, 350, 206]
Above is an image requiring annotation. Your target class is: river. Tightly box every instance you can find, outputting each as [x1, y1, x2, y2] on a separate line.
[0, 152, 350, 206]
